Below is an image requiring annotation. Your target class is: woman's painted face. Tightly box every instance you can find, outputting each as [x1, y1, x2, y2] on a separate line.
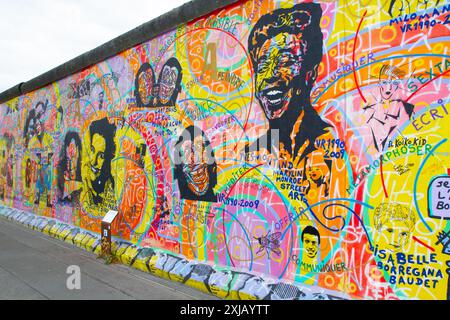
[308, 166, 323, 182]
[181, 136, 209, 196]
[159, 65, 178, 104]
[376, 220, 411, 253]
[88, 133, 106, 182]
[379, 75, 400, 101]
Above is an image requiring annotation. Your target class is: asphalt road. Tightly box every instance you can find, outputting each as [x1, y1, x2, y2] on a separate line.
[0, 217, 218, 300]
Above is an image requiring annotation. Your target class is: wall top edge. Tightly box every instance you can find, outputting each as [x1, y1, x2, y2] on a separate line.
[0, 0, 241, 104]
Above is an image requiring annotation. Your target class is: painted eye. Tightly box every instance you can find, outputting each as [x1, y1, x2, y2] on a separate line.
[99, 153, 105, 160]
[387, 228, 394, 233]
[400, 232, 408, 237]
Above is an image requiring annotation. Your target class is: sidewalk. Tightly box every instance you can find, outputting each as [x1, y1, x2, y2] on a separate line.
[0, 217, 217, 300]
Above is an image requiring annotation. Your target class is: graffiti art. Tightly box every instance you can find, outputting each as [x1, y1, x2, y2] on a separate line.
[1, 0, 449, 300]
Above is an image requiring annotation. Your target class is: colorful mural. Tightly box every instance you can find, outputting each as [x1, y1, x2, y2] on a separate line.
[0, 0, 449, 300]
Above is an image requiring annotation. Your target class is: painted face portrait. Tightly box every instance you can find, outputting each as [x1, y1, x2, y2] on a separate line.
[57, 131, 83, 204]
[302, 226, 321, 260]
[135, 63, 156, 108]
[307, 166, 324, 182]
[249, 4, 323, 121]
[174, 125, 217, 202]
[34, 101, 47, 139]
[88, 133, 106, 182]
[138, 70, 153, 105]
[377, 220, 411, 253]
[303, 234, 319, 259]
[23, 110, 37, 148]
[81, 118, 116, 207]
[377, 64, 405, 101]
[379, 76, 400, 101]
[247, 3, 329, 160]
[254, 32, 305, 120]
[159, 65, 176, 104]
[181, 136, 209, 196]
[373, 203, 416, 253]
[156, 58, 182, 106]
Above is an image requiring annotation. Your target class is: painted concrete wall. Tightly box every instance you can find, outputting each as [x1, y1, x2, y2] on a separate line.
[0, 0, 449, 300]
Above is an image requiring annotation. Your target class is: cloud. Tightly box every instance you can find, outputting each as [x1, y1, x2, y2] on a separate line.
[0, 0, 190, 93]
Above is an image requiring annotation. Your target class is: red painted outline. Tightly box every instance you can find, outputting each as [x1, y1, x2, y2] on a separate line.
[379, 155, 389, 198]
[405, 69, 450, 103]
[447, 168, 450, 176]
[412, 236, 436, 252]
[352, 10, 367, 104]
[221, 163, 264, 267]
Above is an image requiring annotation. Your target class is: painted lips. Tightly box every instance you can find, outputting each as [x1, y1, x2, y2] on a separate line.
[184, 163, 209, 195]
[258, 86, 289, 113]
[185, 164, 207, 184]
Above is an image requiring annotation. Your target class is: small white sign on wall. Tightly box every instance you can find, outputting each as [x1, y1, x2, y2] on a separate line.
[102, 210, 119, 224]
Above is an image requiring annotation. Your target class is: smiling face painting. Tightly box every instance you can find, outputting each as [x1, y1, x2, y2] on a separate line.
[248, 3, 331, 161]
[302, 225, 321, 260]
[254, 32, 305, 120]
[174, 125, 217, 202]
[89, 133, 106, 182]
[81, 118, 116, 210]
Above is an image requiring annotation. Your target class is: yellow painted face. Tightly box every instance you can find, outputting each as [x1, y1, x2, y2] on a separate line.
[376, 220, 411, 253]
[89, 133, 106, 182]
[308, 166, 324, 182]
[303, 234, 319, 259]
[255, 32, 304, 120]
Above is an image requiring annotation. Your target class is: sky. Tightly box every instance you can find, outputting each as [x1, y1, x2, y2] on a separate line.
[0, 0, 191, 93]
